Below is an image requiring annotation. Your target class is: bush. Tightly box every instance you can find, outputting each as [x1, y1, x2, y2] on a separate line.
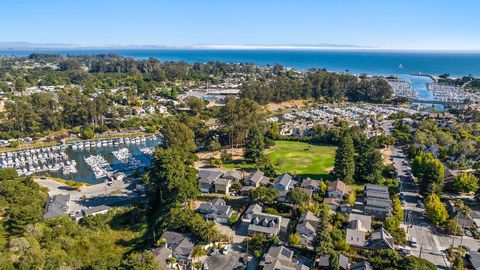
[220, 150, 232, 163]
[81, 127, 95, 139]
[9, 140, 20, 148]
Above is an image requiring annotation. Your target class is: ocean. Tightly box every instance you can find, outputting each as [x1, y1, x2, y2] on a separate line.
[1, 49, 480, 77]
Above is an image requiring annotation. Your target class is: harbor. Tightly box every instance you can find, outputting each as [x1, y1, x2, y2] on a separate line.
[0, 135, 161, 184]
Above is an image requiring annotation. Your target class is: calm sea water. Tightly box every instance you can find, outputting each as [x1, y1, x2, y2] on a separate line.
[1, 49, 480, 77]
[44, 138, 160, 184]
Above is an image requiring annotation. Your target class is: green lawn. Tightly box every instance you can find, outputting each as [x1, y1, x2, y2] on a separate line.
[222, 141, 336, 180]
[266, 141, 336, 180]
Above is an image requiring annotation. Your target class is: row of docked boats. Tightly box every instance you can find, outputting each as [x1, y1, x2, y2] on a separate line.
[71, 135, 159, 150]
[84, 155, 113, 179]
[0, 134, 160, 178]
[0, 146, 77, 176]
[112, 148, 144, 171]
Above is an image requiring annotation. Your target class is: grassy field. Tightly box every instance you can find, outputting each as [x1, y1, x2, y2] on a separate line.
[266, 141, 336, 180]
[223, 141, 336, 180]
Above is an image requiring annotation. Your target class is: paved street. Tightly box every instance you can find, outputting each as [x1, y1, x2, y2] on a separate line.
[384, 120, 451, 268]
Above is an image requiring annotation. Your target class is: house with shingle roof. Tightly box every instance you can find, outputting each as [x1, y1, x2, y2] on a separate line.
[296, 211, 320, 245]
[367, 227, 395, 250]
[300, 178, 322, 194]
[198, 170, 223, 193]
[244, 170, 270, 187]
[327, 180, 347, 199]
[44, 194, 70, 220]
[197, 198, 235, 224]
[259, 246, 310, 270]
[158, 231, 195, 262]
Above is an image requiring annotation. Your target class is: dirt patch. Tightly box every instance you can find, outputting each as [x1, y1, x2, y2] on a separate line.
[382, 146, 393, 165]
[266, 99, 307, 112]
[195, 148, 245, 167]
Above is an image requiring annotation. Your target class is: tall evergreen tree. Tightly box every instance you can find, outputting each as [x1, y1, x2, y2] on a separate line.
[146, 147, 199, 205]
[334, 134, 355, 184]
[245, 126, 265, 162]
[355, 143, 383, 183]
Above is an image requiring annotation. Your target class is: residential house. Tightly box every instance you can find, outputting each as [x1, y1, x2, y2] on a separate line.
[81, 205, 111, 218]
[316, 253, 348, 270]
[296, 211, 320, 246]
[244, 203, 263, 220]
[198, 170, 223, 193]
[323, 197, 340, 211]
[153, 247, 173, 269]
[468, 251, 480, 270]
[222, 170, 243, 181]
[350, 261, 373, 270]
[198, 198, 235, 224]
[244, 170, 270, 187]
[363, 184, 391, 220]
[214, 178, 232, 195]
[300, 178, 322, 194]
[158, 231, 195, 262]
[273, 173, 297, 202]
[327, 180, 347, 199]
[367, 228, 395, 250]
[44, 194, 70, 220]
[273, 173, 295, 191]
[245, 204, 289, 238]
[346, 213, 372, 248]
[259, 245, 309, 270]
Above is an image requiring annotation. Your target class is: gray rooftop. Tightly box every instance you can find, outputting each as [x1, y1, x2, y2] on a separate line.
[44, 194, 70, 220]
[198, 170, 223, 184]
[160, 231, 195, 258]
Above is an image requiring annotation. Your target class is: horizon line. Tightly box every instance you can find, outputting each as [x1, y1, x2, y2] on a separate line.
[0, 41, 480, 53]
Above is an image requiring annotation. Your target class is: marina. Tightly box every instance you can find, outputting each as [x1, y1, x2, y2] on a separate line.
[0, 135, 161, 184]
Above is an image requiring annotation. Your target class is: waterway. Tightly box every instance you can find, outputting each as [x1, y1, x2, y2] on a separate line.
[43, 137, 161, 184]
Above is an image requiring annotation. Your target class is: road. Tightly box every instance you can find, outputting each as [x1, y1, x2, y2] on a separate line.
[383, 120, 451, 268]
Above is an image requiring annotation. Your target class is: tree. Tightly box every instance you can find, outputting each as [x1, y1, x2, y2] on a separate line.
[81, 126, 95, 139]
[9, 140, 20, 148]
[355, 143, 383, 183]
[424, 193, 448, 226]
[255, 154, 277, 177]
[218, 98, 264, 148]
[122, 251, 162, 270]
[0, 168, 18, 181]
[146, 147, 199, 205]
[288, 233, 302, 246]
[244, 126, 265, 162]
[346, 190, 356, 206]
[220, 150, 232, 163]
[185, 96, 206, 116]
[453, 173, 478, 193]
[329, 252, 340, 270]
[313, 206, 333, 254]
[248, 186, 279, 204]
[334, 134, 355, 184]
[412, 152, 445, 194]
[289, 188, 310, 206]
[15, 78, 26, 94]
[400, 256, 436, 270]
[266, 121, 280, 140]
[161, 119, 196, 152]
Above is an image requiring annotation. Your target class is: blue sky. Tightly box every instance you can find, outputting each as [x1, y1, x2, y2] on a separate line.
[1, 0, 479, 50]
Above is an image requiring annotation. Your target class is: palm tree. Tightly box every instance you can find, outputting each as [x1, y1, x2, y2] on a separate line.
[203, 222, 220, 243]
[166, 256, 176, 269]
[458, 201, 471, 248]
